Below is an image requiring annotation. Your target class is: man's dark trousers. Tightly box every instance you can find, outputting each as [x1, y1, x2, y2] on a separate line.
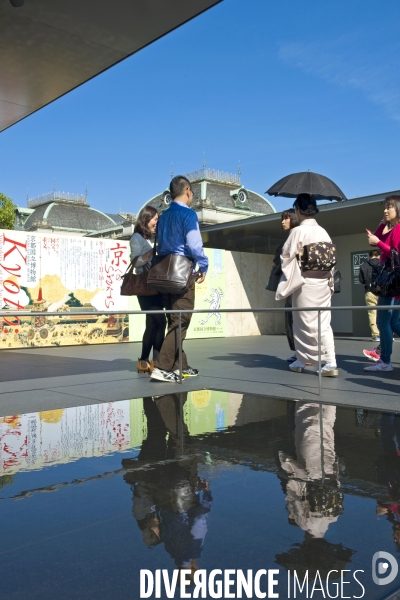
[155, 278, 195, 372]
[285, 295, 295, 352]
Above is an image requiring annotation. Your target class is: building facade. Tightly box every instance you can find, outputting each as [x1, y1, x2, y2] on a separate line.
[15, 170, 275, 240]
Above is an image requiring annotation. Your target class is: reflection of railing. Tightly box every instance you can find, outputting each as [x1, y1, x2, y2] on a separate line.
[1, 305, 399, 396]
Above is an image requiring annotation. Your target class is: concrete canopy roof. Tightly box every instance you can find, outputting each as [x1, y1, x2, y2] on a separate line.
[201, 190, 400, 254]
[0, 0, 221, 132]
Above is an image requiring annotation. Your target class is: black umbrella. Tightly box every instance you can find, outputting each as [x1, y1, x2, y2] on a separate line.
[266, 171, 346, 201]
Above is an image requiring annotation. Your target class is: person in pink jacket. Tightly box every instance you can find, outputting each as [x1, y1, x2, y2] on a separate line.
[364, 196, 400, 372]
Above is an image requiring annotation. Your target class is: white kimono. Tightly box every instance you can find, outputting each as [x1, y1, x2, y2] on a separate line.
[276, 219, 336, 365]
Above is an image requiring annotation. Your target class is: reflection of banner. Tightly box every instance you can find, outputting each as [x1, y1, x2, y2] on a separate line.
[0, 230, 130, 348]
[0, 393, 231, 477]
[128, 248, 227, 341]
[0, 400, 146, 476]
[184, 390, 229, 435]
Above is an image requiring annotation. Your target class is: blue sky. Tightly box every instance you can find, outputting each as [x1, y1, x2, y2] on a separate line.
[1, 0, 400, 215]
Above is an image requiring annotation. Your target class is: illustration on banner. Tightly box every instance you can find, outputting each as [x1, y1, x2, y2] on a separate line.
[200, 288, 224, 326]
[0, 231, 130, 349]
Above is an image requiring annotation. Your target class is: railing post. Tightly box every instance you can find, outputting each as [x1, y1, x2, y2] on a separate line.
[318, 308, 322, 397]
[178, 311, 183, 384]
[319, 403, 325, 484]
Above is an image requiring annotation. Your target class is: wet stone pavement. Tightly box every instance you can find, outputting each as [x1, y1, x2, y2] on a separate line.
[1, 391, 400, 599]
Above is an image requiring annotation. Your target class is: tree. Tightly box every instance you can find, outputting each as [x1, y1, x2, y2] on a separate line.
[0, 192, 16, 230]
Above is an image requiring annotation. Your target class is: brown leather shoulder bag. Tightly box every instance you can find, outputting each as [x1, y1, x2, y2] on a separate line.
[147, 225, 193, 294]
[120, 255, 158, 296]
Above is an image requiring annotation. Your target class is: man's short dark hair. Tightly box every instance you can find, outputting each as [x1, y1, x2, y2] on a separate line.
[281, 208, 299, 229]
[369, 249, 380, 258]
[169, 175, 191, 200]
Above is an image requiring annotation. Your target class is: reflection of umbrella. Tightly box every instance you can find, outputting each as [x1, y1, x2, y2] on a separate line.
[275, 534, 354, 579]
[266, 171, 346, 201]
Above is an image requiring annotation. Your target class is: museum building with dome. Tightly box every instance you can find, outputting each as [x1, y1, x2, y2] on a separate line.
[15, 190, 126, 236]
[138, 167, 275, 226]
[14, 169, 275, 239]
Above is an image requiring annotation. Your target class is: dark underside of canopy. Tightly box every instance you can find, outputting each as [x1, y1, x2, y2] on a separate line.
[0, 0, 221, 132]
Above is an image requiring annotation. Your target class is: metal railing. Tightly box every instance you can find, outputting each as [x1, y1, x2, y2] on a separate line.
[1, 304, 399, 395]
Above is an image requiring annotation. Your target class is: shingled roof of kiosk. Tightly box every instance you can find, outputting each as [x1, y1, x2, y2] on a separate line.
[139, 167, 276, 226]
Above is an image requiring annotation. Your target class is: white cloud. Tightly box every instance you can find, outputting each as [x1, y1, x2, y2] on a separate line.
[278, 37, 400, 122]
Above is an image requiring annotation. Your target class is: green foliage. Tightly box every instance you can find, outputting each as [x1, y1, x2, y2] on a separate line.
[0, 192, 17, 230]
[66, 293, 83, 307]
[0, 474, 14, 489]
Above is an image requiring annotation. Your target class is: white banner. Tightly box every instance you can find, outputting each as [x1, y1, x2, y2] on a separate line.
[0, 230, 130, 347]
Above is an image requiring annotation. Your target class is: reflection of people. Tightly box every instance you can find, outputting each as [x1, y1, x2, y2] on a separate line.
[376, 413, 400, 549]
[151, 176, 209, 383]
[123, 395, 212, 578]
[359, 249, 381, 341]
[275, 402, 353, 579]
[130, 207, 166, 374]
[364, 196, 400, 372]
[278, 403, 341, 538]
[266, 209, 299, 361]
[276, 194, 337, 376]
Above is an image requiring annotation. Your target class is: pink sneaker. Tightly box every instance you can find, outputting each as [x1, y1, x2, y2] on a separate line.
[363, 348, 380, 362]
[364, 360, 393, 372]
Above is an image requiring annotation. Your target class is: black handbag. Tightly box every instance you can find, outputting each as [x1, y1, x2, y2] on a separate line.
[266, 265, 282, 292]
[333, 269, 342, 294]
[370, 249, 400, 297]
[120, 256, 158, 297]
[147, 225, 193, 294]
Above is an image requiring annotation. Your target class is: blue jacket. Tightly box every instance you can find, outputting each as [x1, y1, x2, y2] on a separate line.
[157, 201, 208, 273]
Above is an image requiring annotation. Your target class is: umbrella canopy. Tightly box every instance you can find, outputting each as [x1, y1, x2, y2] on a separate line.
[266, 171, 346, 201]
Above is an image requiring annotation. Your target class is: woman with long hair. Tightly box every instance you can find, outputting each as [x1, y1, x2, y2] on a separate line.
[364, 196, 400, 372]
[130, 206, 166, 373]
[276, 194, 338, 376]
[267, 209, 299, 360]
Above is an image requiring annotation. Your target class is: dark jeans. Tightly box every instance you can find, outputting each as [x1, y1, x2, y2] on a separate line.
[377, 296, 400, 364]
[285, 295, 295, 352]
[138, 294, 166, 361]
[155, 278, 195, 372]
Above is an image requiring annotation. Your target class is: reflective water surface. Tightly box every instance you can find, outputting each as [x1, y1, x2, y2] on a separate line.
[1, 391, 400, 599]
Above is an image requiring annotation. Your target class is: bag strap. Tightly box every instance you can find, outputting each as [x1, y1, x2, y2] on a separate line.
[391, 248, 400, 269]
[123, 255, 140, 277]
[152, 222, 158, 260]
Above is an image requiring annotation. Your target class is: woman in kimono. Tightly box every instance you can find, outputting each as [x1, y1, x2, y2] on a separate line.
[276, 194, 338, 376]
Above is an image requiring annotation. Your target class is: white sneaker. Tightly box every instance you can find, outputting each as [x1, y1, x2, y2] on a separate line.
[364, 360, 393, 372]
[150, 367, 181, 383]
[289, 360, 306, 373]
[319, 363, 339, 377]
[174, 367, 199, 378]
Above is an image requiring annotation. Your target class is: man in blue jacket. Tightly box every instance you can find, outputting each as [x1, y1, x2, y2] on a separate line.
[151, 176, 208, 383]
